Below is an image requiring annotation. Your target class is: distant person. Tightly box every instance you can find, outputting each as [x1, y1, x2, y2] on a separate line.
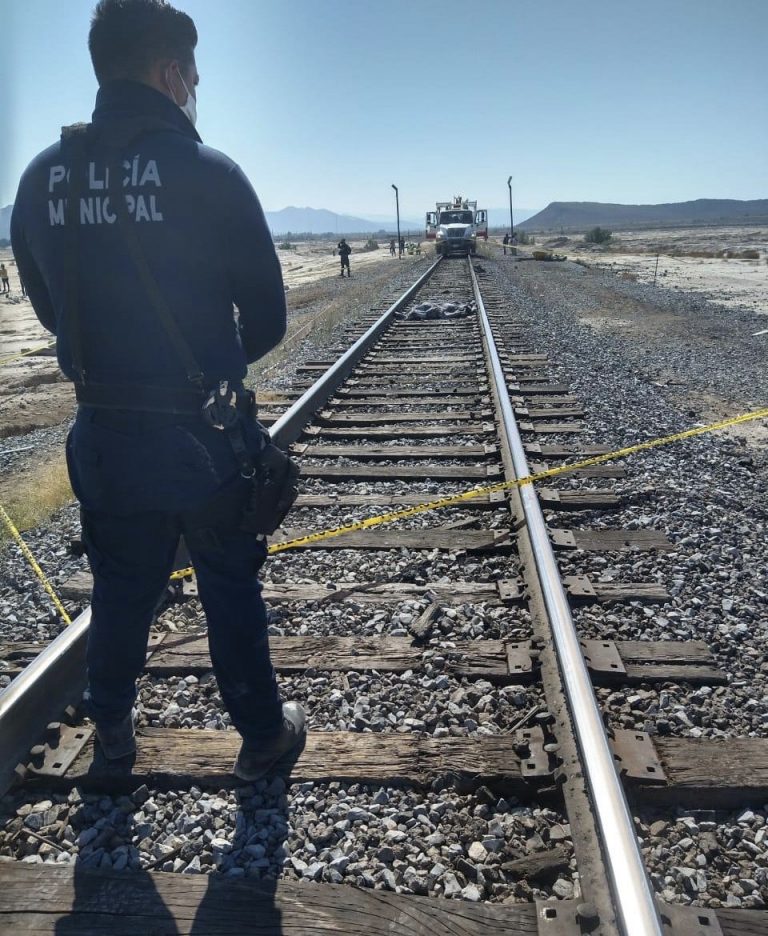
[502, 232, 509, 255]
[338, 238, 352, 277]
[399, 236, 404, 255]
[0, 264, 9, 294]
[389, 238, 396, 256]
[18, 268, 27, 298]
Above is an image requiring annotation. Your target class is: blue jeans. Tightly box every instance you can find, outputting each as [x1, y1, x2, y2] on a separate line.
[67, 406, 283, 744]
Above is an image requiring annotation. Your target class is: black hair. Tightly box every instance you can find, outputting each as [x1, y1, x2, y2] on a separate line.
[89, 0, 197, 85]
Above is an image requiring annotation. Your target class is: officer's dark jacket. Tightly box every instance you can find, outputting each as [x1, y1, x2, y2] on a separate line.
[11, 80, 286, 390]
[337, 241, 351, 257]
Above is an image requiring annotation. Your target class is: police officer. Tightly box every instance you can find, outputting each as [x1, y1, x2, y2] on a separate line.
[337, 237, 352, 277]
[11, 0, 305, 779]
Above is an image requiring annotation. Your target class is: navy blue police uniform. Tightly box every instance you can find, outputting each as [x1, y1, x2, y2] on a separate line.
[11, 80, 288, 744]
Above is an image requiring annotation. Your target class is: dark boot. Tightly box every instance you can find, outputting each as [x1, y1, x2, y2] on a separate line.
[95, 708, 137, 760]
[233, 701, 307, 781]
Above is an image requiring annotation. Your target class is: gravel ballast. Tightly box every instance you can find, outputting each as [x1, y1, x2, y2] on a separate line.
[1, 251, 766, 911]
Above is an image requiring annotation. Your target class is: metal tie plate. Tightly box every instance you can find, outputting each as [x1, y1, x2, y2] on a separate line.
[610, 729, 667, 785]
[580, 639, 627, 676]
[26, 724, 93, 778]
[496, 579, 524, 603]
[516, 726, 551, 779]
[658, 901, 723, 935]
[550, 530, 578, 549]
[563, 575, 596, 600]
[535, 899, 589, 934]
[506, 641, 536, 676]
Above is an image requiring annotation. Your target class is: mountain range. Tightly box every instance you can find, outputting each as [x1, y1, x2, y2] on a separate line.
[520, 198, 768, 231]
[263, 206, 539, 235]
[0, 203, 539, 240]
[263, 206, 423, 235]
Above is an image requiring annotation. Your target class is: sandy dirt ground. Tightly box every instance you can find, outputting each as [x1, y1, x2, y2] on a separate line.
[542, 226, 768, 316]
[279, 237, 423, 289]
[0, 238, 422, 438]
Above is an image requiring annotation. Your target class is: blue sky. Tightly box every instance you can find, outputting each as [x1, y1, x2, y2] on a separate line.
[2, 0, 767, 218]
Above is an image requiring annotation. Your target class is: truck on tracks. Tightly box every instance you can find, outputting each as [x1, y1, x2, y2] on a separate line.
[425, 196, 488, 257]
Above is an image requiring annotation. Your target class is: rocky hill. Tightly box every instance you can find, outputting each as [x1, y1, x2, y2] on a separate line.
[519, 199, 768, 232]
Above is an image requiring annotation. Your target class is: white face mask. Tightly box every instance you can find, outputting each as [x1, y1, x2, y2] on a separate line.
[167, 68, 197, 127]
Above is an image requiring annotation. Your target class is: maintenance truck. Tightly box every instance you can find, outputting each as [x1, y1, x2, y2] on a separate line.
[425, 196, 488, 257]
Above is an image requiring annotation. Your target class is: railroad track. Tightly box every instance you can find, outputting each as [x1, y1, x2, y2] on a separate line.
[0, 256, 766, 934]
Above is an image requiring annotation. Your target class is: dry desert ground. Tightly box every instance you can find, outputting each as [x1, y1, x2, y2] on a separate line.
[545, 225, 768, 316]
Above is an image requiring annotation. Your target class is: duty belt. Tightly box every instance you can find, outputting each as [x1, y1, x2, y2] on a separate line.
[74, 381, 204, 415]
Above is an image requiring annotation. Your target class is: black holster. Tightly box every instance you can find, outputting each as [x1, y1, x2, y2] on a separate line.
[241, 441, 301, 537]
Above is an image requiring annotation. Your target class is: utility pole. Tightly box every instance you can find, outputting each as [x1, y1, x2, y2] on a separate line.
[392, 184, 401, 257]
[507, 175, 514, 237]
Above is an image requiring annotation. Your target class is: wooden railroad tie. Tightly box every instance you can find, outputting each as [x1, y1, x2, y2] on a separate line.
[295, 464, 503, 482]
[4, 864, 763, 934]
[142, 633, 725, 688]
[58, 572, 671, 608]
[292, 443, 498, 460]
[16, 722, 768, 809]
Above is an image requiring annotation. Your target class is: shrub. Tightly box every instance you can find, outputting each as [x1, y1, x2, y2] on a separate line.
[584, 227, 613, 244]
[516, 231, 533, 245]
[360, 237, 379, 252]
[278, 241, 294, 250]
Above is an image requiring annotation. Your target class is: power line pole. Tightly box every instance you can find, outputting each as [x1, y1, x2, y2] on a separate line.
[392, 184, 401, 258]
[507, 175, 514, 237]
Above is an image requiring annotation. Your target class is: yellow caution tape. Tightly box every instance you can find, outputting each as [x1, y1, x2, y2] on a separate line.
[0, 341, 55, 367]
[0, 504, 72, 625]
[168, 406, 768, 579]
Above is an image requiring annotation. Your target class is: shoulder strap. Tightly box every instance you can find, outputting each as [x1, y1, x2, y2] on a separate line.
[62, 119, 206, 391]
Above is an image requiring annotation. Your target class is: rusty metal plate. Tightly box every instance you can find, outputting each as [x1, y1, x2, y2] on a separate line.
[182, 575, 199, 598]
[580, 639, 627, 676]
[564, 575, 596, 599]
[27, 725, 94, 778]
[496, 579, 524, 603]
[550, 529, 577, 549]
[611, 729, 667, 785]
[658, 901, 723, 935]
[506, 642, 535, 676]
[516, 726, 551, 779]
[145, 632, 166, 662]
[535, 899, 584, 934]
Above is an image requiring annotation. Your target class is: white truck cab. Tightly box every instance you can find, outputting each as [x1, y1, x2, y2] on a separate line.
[426, 197, 488, 257]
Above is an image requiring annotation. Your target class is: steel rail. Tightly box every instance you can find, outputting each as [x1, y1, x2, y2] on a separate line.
[270, 256, 442, 449]
[0, 257, 443, 798]
[0, 609, 91, 796]
[469, 260, 663, 936]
